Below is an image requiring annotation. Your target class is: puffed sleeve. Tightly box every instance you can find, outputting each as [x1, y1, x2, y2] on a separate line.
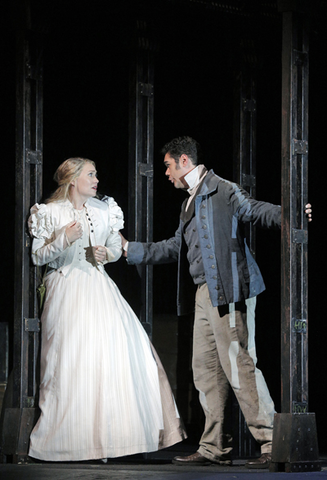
[101, 196, 124, 263]
[28, 203, 69, 266]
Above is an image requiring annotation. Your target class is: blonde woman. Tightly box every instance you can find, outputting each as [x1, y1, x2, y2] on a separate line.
[28, 157, 186, 462]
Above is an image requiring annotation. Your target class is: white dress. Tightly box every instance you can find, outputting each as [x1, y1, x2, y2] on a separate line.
[27, 197, 186, 461]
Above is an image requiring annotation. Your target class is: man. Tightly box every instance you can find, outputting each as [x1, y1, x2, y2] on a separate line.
[120, 136, 312, 468]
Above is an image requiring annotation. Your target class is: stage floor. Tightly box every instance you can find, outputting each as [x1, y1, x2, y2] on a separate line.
[1, 451, 327, 480]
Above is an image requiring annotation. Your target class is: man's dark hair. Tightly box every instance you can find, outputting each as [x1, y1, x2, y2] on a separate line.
[161, 136, 202, 166]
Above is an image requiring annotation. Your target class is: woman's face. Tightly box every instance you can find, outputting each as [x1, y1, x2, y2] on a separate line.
[71, 162, 99, 200]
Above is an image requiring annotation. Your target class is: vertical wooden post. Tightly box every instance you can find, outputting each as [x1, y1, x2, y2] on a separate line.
[233, 38, 257, 458]
[233, 39, 257, 256]
[0, 0, 43, 463]
[270, 1, 320, 472]
[128, 20, 155, 338]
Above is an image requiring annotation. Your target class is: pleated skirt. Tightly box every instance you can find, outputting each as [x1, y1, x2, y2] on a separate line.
[29, 265, 186, 461]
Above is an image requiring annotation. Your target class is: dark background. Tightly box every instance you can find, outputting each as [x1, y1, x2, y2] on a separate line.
[1, 0, 326, 453]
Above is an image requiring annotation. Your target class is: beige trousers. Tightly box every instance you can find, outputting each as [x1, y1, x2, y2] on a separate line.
[193, 283, 275, 462]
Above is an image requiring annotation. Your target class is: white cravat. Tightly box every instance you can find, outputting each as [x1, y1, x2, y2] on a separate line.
[185, 165, 208, 210]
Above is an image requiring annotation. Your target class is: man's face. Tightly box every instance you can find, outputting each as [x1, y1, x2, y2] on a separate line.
[164, 153, 188, 189]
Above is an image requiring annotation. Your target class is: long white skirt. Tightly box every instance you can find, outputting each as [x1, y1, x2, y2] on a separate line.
[29, 266, 186, 461]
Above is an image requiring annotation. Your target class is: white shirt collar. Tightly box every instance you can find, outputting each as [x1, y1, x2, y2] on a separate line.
[185, 165, 206, 193]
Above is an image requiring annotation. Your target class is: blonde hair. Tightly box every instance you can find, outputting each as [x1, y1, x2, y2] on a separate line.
[46, 157, 96, 204]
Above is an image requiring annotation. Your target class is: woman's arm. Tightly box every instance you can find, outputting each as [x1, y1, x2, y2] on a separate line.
[28, 203, 74, 266]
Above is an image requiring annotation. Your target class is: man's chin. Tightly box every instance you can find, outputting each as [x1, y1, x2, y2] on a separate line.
[173, 180, 183, 189]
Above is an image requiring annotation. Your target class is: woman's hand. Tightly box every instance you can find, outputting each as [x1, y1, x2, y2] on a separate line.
[65, 221, 83, 243]
[93, 246, 107, 263]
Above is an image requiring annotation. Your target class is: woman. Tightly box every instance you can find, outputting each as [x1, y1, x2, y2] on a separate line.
[28, 157, 186, 462]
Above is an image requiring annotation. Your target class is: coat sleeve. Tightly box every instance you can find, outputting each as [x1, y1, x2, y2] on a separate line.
[28, 203, 70, 266]
[127, 224, 181, 265]
[225, 182, 281, 229]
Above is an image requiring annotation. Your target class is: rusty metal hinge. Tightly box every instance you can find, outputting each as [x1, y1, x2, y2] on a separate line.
[24, 318, 40, 332]
[26, 149, 42, 165]
[139, 163, 153, 178]
[241, 173, 256, 188]
[292, 228, 308, 244]
[292, 139, 308, 155]
[139, 82, 154, 97]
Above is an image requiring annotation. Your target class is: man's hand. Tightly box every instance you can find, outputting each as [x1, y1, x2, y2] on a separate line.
[119, 232, 128, 257]
[305, 203, 312, 222]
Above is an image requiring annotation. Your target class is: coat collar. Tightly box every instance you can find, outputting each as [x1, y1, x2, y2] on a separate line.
[180, 169, 220, 224]
[196, 169, 221, 197]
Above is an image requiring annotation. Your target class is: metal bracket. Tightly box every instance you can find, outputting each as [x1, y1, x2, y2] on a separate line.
[243, 98, 256, 112]
[139, 82, 154, 97]
[24, 318, 40, 332]
[25, 62, 43, 81]
[292, 228, 308, 244]
[241, 173, 256, 188]
[292, 318, 307, 334]
[25, 63, 36, 80]
[292, 139, 308, 155]
[138, 163, 154, 178]
[26, 149, 42, 165]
